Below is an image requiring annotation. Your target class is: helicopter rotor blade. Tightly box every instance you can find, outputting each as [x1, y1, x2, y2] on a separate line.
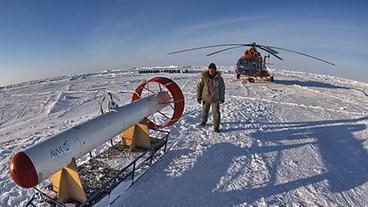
[206, 45, 246, 56]
[168, 42, 335, 66]
[258, 45, 279, 54]
[257, 45, 283, 60]
[265, 46, 335, 66]
[168, 44, 250, 55]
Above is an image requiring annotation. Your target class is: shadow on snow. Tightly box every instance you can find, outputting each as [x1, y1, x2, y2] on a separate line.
[121, 116, 368, 206]
[274, 79, 368, 96]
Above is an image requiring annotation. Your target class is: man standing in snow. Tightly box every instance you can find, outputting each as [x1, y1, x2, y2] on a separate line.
[197, 63, 225, 133]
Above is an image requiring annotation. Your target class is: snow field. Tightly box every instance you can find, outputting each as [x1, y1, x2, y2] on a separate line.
[0, 68, 367, 206]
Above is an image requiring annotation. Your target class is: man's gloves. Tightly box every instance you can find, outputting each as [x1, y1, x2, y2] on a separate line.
[220, 99, 225, 104]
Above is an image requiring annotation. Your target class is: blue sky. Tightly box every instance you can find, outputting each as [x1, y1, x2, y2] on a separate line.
[0, 0, 367, 86]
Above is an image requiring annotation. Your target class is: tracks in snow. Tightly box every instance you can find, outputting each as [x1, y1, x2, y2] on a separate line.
[40, 92, 64, 115]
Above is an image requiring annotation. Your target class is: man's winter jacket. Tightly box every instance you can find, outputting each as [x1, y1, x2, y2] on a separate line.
[197, 70, 225, 103]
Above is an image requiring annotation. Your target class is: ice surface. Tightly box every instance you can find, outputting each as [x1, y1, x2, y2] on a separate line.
[0, 68, 367, 206]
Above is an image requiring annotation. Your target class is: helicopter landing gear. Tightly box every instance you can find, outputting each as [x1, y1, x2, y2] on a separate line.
[236, 74, 240, 79]
[248, 78, 255, 83]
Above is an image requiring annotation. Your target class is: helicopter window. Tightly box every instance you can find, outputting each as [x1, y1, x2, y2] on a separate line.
[237, 59, 259, 73]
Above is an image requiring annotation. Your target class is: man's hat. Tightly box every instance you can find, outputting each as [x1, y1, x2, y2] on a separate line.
[208, 63, 217, 70]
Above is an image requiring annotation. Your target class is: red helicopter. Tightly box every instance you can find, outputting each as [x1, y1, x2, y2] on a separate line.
[169, 42, 335, 83]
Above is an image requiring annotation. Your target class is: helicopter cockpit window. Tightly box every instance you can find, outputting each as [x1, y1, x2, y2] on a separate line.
[237, 59, 258, 73]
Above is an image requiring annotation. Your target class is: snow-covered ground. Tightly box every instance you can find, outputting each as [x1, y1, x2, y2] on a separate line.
[0, 68, 367, 206]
